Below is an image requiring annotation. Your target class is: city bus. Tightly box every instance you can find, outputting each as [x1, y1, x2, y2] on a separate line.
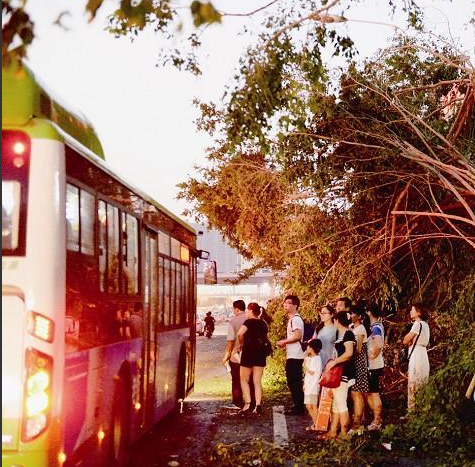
[2, 60, 201, 467]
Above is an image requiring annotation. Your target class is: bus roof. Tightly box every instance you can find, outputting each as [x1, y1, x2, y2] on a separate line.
[2, 59, 104, 158]
[2, 60, 195, 236]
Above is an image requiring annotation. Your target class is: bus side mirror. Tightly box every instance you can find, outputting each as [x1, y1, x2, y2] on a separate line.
[203, 260, 217, 285]
[197, 250, 210, 260]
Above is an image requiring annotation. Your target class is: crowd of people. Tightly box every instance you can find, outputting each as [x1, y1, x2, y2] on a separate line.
[221, 294, 432, 439]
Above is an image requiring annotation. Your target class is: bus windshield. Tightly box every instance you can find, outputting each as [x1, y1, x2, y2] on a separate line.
[2, 181, 21, 251]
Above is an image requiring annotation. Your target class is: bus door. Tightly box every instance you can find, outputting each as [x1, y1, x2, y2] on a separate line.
[142, 229, 158, 429]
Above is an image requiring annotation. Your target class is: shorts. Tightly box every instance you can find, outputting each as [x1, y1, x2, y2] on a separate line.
[368, 368, 383, 393]
[304, 394, 319, 405]
[331, 381, 349, 414]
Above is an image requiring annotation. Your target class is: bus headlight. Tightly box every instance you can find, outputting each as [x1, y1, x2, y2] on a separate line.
[22, 348, 53, 441]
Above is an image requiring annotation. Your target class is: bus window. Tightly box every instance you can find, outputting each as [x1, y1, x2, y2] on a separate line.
[150, 236, 158, 327]
[80, 190, 95, 255]
[2, 130, 30, 256]
[183, 264, 189, 324]
[164, 259, 171, 326]
[2, 181, 21, 251]
[98, 201, 107, 292]
[159, 231, 170, 256]
[170, 261, 176, 325]
[107, 204, 120, 293]
[158, 256, 164, 326]
[125, 214, 139, 295]
[66, 184, 80, 251]
[175, 263, 182, 325]
[171, 238, 181, 259]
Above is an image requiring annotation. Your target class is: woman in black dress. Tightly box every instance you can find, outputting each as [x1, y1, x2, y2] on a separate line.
[237, 302, 269, 414]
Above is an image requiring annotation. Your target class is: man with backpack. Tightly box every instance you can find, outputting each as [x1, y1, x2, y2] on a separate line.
[366, 302, 385, 430]
[276, 295, 306, 415]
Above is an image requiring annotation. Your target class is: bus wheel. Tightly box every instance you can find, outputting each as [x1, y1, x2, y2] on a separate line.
[109, 377, 130, 467]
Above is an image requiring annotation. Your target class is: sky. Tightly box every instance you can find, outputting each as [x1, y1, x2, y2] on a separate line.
[24, 1, 474, 220]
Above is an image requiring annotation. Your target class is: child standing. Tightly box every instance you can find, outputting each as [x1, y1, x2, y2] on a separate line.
[303, 339, 323, 431]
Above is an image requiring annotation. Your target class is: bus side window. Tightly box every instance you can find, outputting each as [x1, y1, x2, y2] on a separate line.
[164, 259, 171, 326]
[175, 262, 182, 325]
[66, 184, 80, 251]
[170, 261, 176, 326]
[98, 201, 107, 292]
[107, 204, 120, 293]
[66, 184, 95, 255]
[158, 256, 164, 326]
[125, 214, 139, 295]
[80, 190, 95, 255]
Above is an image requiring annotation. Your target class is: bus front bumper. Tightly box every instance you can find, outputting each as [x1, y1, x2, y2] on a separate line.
[2, 450, 59, 467]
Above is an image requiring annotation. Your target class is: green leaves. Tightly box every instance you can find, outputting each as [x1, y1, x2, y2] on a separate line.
[108, 0, 172, 35]
[190, 1, 221, 27]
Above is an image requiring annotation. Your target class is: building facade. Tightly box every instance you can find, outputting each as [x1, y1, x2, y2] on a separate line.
[194, 224, 280, 319]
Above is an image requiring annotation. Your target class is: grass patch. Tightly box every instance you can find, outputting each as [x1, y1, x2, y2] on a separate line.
[193, 374, 230, 399]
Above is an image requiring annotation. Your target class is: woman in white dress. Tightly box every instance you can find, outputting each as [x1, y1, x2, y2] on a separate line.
[403, 303, 430, 409]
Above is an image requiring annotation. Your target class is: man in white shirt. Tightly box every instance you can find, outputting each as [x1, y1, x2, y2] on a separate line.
[276, 295, 305, 415]
[222, 300, 254, 408]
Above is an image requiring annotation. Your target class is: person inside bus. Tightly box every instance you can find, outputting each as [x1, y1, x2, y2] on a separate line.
[65, 294, 82, 352]
[128, 303, 143, 339]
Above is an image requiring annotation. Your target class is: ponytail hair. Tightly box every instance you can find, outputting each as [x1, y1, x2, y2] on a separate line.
[247, 302, 261, 317]
[352, 302, 371, 336]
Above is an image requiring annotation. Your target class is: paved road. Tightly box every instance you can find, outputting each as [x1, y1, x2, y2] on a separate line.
[189, 322, 230, 396]
[128, 322, 308, 467]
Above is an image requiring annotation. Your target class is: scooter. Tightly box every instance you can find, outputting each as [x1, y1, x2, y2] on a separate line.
[204, 324, 214, 339]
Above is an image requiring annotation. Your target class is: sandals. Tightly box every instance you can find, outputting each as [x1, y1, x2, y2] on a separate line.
[347, 426, 364, 436]
[238, 402, 252, 416]
[367, 421, 383, 431]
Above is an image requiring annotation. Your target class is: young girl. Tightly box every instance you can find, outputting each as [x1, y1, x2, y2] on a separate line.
[303, 338, 323, 431]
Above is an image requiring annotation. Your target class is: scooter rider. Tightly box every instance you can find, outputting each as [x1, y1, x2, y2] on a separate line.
[204, 311, 215, 338]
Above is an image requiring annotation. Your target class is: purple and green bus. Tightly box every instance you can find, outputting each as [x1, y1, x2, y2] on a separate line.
[2, 60, 200, 467]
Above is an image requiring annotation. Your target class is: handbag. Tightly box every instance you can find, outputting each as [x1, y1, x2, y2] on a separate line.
[319, 360, 343, 388]
[258, 336, 273, 357]
[399, 322, 422, 373]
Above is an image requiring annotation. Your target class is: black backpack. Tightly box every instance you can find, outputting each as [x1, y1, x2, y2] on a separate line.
[291, 315, 316, 351]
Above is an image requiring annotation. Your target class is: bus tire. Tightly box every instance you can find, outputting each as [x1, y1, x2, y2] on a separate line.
[109, 377, 130, 467]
